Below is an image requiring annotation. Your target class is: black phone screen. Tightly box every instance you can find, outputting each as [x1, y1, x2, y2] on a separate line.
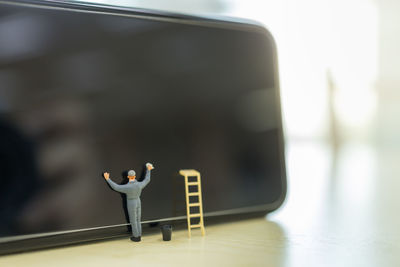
[0, 1, 285, 239]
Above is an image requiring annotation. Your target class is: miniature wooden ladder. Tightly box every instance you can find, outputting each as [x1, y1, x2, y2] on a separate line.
[179, 169, 206, 237]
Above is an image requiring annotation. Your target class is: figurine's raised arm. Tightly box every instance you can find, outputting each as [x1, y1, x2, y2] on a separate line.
[140, 163, 154, 188]
[103, 172, 129, 193]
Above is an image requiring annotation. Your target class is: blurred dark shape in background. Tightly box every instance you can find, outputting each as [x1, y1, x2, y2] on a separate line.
[0, 3, 283, 238]
[0, 120, 39, 235]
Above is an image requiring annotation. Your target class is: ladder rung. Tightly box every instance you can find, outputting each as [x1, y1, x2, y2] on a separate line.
[188, 192, 200, 196]
[179, 170, 200, 177]
[189, 213, 201, 218]
[188, 203, 200, 207]
[187, 182, 199, 186]
[190, 224, 202, 228]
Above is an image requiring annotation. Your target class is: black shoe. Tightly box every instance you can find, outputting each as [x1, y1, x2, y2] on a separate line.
[130, 236, 141, 242]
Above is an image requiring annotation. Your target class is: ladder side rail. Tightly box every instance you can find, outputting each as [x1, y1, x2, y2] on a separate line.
[184, 175, 192, 237]
[197, 173, 206, 236]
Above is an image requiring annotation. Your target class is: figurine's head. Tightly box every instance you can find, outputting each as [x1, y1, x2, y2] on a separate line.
[127, 170, 136, 181]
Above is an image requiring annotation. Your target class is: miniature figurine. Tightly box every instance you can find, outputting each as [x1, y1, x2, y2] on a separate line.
[103, 163, 154, 242]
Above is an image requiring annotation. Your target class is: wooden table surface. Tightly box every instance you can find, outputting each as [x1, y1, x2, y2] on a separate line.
[1, 141, 399, 266]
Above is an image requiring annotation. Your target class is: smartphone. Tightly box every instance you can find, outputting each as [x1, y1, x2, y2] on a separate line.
[0, 0, 286, 254]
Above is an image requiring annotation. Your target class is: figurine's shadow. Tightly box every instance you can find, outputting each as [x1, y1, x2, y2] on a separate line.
[119, 170, 131, 232]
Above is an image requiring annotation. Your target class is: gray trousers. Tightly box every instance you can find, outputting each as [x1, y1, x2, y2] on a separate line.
[127, 198, 141, 237]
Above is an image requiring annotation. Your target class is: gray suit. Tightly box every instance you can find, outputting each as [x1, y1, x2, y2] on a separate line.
[106, 169, 151, 237]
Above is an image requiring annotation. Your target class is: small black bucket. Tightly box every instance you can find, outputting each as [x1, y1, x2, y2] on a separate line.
[161, 225, 172, 241]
